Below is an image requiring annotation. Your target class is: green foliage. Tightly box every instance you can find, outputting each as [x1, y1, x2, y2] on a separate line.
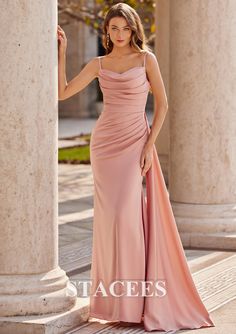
[58, 145, 90, 164]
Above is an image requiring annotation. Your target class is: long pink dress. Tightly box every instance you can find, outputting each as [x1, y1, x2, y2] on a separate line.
[89, 51, 215, 332]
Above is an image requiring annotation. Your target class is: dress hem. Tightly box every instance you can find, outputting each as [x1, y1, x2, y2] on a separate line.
[144, 321, 215, 333]
[89, 312, 143, 324]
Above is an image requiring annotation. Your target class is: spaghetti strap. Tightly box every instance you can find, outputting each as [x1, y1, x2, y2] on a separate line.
[143, 51, 147, 68]
[98, 56, 102, 70]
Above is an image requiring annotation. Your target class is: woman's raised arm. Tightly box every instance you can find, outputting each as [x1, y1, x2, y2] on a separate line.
[57, 25, 98, 101]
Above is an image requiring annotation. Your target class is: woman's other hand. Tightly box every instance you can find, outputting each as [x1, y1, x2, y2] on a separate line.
[140, 143, 153, 176]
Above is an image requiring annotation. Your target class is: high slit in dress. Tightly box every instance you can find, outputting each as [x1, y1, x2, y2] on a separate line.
[89, 51, 215, 333]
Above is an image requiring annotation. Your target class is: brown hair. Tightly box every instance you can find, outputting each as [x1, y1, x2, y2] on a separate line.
[101, 2, 152, 54]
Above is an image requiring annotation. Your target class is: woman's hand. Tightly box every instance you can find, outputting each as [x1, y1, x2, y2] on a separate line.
[57, 25, 67, 53]
[140, 143, 153, 176]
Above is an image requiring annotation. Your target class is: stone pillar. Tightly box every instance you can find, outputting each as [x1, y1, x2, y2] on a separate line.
[0, 1, 77, 316]
[155, 0, 170, 183]
[169, 0, 236, 250]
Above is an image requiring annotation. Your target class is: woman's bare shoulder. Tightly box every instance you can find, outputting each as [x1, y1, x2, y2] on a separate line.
[139, 50, 156, 63]
[144, 50, 158, 65]
[88, 56, 101, 65]
[84, 56, 101, 75]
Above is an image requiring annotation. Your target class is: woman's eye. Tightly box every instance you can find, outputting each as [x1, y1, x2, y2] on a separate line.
[111, 27, 130, 31]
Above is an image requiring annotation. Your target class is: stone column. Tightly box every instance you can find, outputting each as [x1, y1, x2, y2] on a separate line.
[0, 1, 77, 316]
[169, 0, 236, 250]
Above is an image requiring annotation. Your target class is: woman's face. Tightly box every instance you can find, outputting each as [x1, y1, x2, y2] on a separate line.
[107, 16, 132, 47]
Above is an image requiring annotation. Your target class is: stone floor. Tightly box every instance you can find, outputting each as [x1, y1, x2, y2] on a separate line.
[58, 163, 236, 334]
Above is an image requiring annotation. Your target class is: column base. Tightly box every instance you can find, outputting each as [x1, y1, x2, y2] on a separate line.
[171, 202, 236, 250]
[0, 298, 89, 334]
[0, 266, 77, 316]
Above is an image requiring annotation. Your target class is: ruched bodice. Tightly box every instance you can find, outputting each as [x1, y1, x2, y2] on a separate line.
[97, 53, 150, 112]
[90, 53, 151, 161]
[98, 67, 150, 110]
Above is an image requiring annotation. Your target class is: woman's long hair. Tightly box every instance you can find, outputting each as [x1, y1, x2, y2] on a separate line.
[101, 2, 152, 54]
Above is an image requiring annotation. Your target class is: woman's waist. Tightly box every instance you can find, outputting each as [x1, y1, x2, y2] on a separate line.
[92, 110, 149, 135]
[102, 103, 146, 113]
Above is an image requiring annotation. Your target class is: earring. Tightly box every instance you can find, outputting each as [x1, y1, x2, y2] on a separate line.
[106, 33, 110, 48]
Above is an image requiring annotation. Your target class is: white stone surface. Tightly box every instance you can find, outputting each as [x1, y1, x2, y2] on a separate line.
[168, 0, 236, 247]
[0, 0, 77, 318]
[169, 0, 236, 203]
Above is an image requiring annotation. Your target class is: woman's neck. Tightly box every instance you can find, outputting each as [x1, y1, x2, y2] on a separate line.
[109, 46, 136, 58]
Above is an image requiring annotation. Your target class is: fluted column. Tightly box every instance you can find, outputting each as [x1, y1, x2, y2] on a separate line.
[169, 0, 236, 249]
[0, 1, 77, 316]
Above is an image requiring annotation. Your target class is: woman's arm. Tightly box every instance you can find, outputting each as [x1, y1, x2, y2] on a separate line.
[140, 51, 168, 176]
[145, 51, 169, 147]
[57, 25, 98, 101]
[58, 55, 98, 101]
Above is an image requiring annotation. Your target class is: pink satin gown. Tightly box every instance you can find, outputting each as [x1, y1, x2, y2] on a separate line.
[89, 51, 215, 333]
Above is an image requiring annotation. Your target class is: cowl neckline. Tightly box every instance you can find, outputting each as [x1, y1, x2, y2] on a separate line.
[99, 66, 145, 76]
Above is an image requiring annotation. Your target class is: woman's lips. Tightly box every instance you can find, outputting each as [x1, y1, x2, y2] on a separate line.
[117, 40, 124, 42]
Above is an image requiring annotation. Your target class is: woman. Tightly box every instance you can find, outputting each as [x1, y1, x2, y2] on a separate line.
[58, 2, 215, 333]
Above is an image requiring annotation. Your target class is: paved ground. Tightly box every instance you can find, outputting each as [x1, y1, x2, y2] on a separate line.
[58, 118, 236, 333]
